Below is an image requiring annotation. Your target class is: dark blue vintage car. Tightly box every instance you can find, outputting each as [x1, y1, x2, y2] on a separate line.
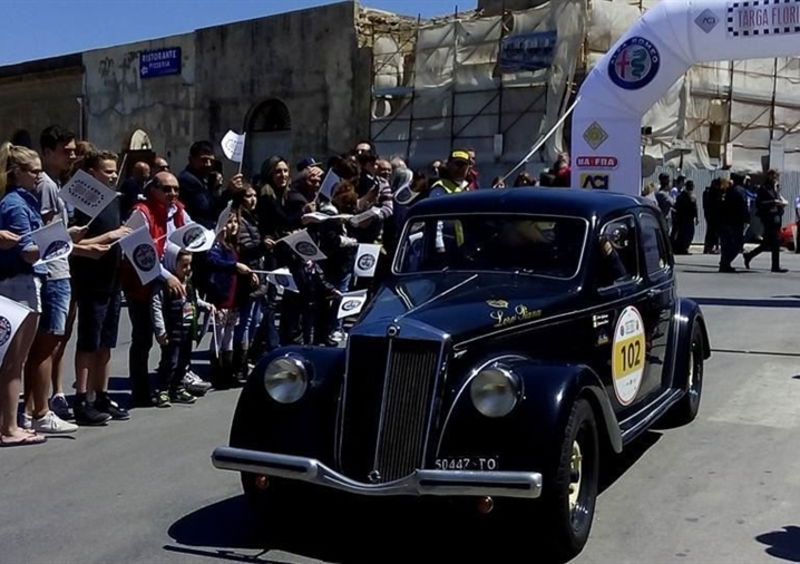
[212, 188, 710, 560]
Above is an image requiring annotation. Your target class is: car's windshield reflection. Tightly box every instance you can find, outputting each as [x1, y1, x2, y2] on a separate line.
[394, 214, 588, 279]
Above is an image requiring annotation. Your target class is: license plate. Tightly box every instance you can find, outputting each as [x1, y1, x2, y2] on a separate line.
[434, 457, 499, 471]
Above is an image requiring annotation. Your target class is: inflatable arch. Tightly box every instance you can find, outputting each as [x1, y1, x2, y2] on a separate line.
[571, 0, 800, 195]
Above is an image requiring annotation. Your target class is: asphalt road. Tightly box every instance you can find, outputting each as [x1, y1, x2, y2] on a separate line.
[2, 250, 800, 563]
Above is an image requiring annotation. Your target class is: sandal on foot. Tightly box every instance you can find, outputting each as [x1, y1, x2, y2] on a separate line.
[0, 433, 47, 447]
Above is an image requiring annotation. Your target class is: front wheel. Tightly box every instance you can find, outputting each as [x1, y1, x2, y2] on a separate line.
[541, 398, 600, 561]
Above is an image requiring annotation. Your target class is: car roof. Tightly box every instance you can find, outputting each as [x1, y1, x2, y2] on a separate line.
[409, 188, 645, 219]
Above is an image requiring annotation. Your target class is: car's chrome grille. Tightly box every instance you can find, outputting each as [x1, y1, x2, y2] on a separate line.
[339, 337, 388, 480]
[339, 336, 442, 483]
[374, 340, 440, 483]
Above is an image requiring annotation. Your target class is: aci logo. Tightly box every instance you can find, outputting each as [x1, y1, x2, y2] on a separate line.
[608, 36, 660, 90]
[694, 9, 719, 34]
[580, 173, 610, 190]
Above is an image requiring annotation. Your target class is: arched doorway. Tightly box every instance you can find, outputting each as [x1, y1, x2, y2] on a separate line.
[571, 0, 800, 195]
[128, 129, 152, 150]
[244, 98, 292, 178]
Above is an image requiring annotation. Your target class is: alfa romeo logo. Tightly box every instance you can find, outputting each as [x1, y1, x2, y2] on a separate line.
[43, 240, 70, 260]
[182, 226, 205, 249]
[608, 36, 660, 90]
[294, 241, 317, 257]
[0, 316, 11, 347]
[133, 244, 157, 271]
[357, 254, 376, 271]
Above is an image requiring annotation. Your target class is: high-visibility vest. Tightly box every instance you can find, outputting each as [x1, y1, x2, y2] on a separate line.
[431, 178, 465, 195]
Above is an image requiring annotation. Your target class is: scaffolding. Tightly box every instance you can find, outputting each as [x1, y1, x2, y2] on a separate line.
[361, 3, 578, 182]
[363, 0, 800, 180]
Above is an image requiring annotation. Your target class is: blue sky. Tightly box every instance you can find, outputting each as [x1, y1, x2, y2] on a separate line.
[2, 0, 475, 66]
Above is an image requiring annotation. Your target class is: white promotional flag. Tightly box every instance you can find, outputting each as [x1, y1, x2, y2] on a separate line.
[266, 267, 298, 293]
[168, 222, 215, 253]
[318, 169, 341, 201]
[279, 229, 327, 261]
[60, 170, 118, 220]
[336, 290, 368, 320]
[349, 207, 381, 227]
[354, 243, 381, 278]
[220, 130, 246, 163]
[125, 209, 147, 230]
[302, 211, 353, 224]
[394, 184, 420, 205]
[215, 202, 233, 236]
[30, 219, 73, 265]
[0, 295, 32, 367]
[119, 225, 160, 285]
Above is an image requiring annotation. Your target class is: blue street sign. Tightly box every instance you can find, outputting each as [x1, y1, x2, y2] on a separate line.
[139, 47, 182, 79]
[499, 30, 557, 73]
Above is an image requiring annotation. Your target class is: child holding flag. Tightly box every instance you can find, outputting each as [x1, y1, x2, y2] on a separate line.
[205, 209, 257, 389]
[150, 244, 214, 407]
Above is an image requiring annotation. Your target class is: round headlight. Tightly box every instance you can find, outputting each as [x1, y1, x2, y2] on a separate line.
[263, 356, 308, 404]
[469, 366, 520, 418]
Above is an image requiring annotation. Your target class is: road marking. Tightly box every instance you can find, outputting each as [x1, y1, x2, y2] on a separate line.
[712, 348, 800, 358]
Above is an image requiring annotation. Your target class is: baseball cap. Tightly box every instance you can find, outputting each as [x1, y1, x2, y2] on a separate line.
[449, 150, 470, 163]
[297, 156, 322, 171]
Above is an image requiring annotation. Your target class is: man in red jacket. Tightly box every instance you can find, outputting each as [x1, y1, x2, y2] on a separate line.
[124, 171, 189, 406]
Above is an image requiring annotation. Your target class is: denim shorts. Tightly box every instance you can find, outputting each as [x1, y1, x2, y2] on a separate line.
[0, 274, 42, 313]
[39, 278, 71, 335]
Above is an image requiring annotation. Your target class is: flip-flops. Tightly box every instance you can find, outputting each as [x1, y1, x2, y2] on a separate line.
[0, 433, 47, 447]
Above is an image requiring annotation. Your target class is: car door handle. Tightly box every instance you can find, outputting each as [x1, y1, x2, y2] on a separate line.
[646, 288, 659, 298]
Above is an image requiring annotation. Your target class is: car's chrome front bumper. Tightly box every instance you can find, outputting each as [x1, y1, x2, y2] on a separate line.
[212, 447, 542, 499]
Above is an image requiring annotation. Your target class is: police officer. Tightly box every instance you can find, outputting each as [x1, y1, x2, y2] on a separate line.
[744, 169, 787, 273]
[429, 150, 471, 197]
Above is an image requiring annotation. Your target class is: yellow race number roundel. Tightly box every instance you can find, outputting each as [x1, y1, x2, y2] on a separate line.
[612, 306, 645, 405]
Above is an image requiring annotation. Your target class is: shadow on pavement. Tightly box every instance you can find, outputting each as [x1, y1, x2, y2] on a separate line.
[168, 435, 664, 564]
[755, 525, 800, 562]
[599, 430, 661, 494]
[167, 493, 590, 563]
[165, 496, 280, 562]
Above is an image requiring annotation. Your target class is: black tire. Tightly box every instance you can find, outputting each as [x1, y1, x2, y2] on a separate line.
[668, 322, 704, 425]
[541, 398, 600, 562]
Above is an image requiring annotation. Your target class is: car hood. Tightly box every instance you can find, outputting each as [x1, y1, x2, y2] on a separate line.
[354, 272, 587, 343]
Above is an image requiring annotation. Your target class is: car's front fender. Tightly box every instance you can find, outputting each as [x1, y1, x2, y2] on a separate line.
[229, 345, 345, 466]
[435, 359, 622, 473]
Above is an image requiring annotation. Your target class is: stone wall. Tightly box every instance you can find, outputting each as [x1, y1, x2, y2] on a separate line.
[194, 1, 370, 177]
[83, 33, 196, 164]
[0, 55, 83, 150]
[0, 2, 372, 177]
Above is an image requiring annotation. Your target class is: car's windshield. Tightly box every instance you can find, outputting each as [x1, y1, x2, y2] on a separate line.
[394, 214, 588, 278]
